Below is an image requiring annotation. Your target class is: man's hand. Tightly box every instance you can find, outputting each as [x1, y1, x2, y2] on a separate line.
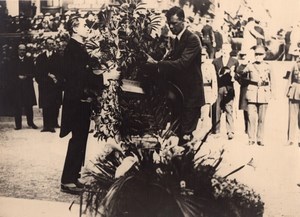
[18, 75, 26, 80]
[145, 53, 158, 64]
[104, 66, 121, 83]
[48, 73, 57, 83]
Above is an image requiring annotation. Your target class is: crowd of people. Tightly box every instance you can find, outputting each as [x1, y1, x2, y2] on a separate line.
[1, 4, 300, 194]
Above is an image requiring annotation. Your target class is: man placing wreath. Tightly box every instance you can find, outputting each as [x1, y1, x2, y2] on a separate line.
[146, 6, 205, 146]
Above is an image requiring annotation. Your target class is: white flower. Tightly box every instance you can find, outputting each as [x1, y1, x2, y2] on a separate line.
[115, 155, 138, 178]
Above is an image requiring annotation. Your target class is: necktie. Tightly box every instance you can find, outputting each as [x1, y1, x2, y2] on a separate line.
[174, 37, 179, 50]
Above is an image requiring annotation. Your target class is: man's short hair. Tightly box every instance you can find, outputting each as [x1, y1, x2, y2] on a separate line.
[165, 6, 185, 22]
[66, 14, 81, 35]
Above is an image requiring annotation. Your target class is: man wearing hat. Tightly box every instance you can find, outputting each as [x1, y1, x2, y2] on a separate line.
[243, 45, 275, 146]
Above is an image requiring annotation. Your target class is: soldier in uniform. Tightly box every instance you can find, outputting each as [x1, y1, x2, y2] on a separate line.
[243, 45, 275, 146]
[286, 54, 300, 146]
[195, 49, 218, 141]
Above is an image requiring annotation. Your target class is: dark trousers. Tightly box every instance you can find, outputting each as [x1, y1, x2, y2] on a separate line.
[42, 106, 56, 129]
[61, 104, 90, 184]
[54, 106, 60, 126]
[15, 105, 34, 128]
[178, 106, 200, 144]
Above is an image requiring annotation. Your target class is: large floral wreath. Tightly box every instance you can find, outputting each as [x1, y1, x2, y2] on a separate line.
[79, 1, 264, 217]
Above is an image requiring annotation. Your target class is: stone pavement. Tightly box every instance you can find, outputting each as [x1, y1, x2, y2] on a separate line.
[0, 61, 300, 217]
[0, 196, 79, 217]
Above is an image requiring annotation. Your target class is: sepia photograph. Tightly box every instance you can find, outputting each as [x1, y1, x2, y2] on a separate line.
[0, 0, 300, 216]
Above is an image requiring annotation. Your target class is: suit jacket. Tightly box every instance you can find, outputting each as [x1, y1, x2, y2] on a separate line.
[35, 51, 63, 108]
[212, 56, 239, 88]
[9, 56, 37, 107]
[60, 38, 104, 138]
[158, 29, 205, 108]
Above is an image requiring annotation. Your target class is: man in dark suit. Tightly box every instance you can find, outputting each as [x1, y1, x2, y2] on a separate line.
[10, 44, 38, 130]
[147, 6, 205, 146]
[212, 44, 239, 139]
[60, 16, 119, 194]
[201, 16, 215, 59]
[35, 37, 63, 132]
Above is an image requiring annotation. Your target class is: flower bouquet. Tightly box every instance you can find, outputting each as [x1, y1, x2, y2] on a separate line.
[80, 135, 264, 217]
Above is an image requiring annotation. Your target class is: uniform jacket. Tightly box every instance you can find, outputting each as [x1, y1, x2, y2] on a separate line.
[286, 61, 300, 100]
[201, 60, 218, 104]
[35, 51, 63, 108]
[244, 61, 274, 103]
[60, 38, 104, 138]
[9, 56, 37, 107]
[158, 29, 205, 108]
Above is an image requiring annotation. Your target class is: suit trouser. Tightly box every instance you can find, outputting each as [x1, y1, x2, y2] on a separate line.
[15, 105, 34, 128]
[287, 100, 300, 142]
[178, 106, 200, 144]
[42, 106, 56, 129]
[247, 103, 268, 142]
[212, 88, 234, 134]
[61, 103, 90, 184]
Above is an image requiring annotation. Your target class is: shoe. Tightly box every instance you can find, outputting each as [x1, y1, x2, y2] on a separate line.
[248, 141, 255, 145]
[61, 183, 82, 195]
[286, 141, 294, 146]
[76, 181, 85, 188]
[257, 141, 264, 146]
[228, 132, 234, 140]
[54, 124, 60, 128]
[41, 128, 55, 132]
[29, 124, 38, 129]
[15, 127, 22, 130]
[297, 183, 300, 187]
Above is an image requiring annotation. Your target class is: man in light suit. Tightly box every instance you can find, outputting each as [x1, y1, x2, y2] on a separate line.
[147, 6, 205, 146]
[212, 44, 239, 139]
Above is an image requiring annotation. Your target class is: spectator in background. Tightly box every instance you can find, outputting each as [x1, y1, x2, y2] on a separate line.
[242, 17, 264, 55]
[289, 22, 300, 60]
[213, 25, 223, 58]
[10, 44, 38, 130]
[254, 20, 265, 46]
[35, 37, 63, 132]
[212, 43, 239, 140]
[201, 15, 215, 59]
[235, 51, 250, 134]
[285, 54, 300, 146]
